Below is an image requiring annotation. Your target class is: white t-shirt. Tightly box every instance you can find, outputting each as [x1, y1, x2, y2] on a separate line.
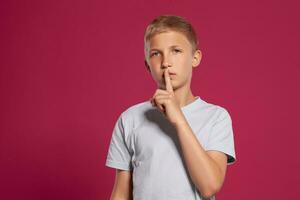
[105, 95, 236, 200]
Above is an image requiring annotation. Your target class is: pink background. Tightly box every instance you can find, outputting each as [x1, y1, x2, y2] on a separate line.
[1, 0, 299, 199]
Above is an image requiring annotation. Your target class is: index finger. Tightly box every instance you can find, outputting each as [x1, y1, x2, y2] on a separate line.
[164, 68, 174, 93]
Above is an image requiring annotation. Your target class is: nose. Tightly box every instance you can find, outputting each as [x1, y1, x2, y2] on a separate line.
[161, 55, 172, 69]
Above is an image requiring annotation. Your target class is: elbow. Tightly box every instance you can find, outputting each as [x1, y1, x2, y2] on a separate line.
[202, 190, 216, 199]
[200, 181, 223, 199]
[110, 195, 131, 200]
[110, 199, 128, 200]
[201, 188, 217, 199]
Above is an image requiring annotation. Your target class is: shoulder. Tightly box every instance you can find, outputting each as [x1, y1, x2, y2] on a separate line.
[120, 99, 152, 119]
[117, 99, 152, 129]
[198, 97, 232, 123]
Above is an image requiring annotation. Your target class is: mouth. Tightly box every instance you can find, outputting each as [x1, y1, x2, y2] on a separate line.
[162, 72, 176, 78]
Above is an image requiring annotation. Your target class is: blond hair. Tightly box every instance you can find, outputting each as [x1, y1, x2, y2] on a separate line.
[144, 15, 199, 62]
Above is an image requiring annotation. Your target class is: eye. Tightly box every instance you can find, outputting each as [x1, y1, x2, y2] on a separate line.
[150, 52, 160, 57]
[172, 49, 182, 53]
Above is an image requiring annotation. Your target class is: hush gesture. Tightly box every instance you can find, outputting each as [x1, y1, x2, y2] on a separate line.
[149, 68, 186, 126]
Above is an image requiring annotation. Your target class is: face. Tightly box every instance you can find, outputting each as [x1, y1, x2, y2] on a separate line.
[145, 30, 201, 90]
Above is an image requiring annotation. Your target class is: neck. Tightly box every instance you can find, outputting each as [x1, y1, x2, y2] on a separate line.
[173, 82, 196, 108]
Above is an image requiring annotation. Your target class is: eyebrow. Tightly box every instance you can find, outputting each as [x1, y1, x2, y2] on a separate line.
[150, 45, 182, 52]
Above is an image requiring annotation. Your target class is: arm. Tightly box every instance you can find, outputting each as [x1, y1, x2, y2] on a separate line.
[110, 169, 133, 200]
[151, 69, 230, 198]
[174, 119, 227, 199]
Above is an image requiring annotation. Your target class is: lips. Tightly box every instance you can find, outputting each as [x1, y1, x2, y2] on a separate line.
[162, 72, 176, 77]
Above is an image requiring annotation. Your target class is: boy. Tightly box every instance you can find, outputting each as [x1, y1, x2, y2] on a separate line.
[105, 15, 236, 200]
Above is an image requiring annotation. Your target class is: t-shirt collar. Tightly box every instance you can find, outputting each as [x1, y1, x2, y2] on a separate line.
[181, 96, 202, 113]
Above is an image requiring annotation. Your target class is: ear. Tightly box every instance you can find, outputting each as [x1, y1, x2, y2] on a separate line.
[192, 49, 202, 68]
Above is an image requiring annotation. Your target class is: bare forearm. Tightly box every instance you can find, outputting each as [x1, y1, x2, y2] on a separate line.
[110, 192, 133, 200]
[174, 119, 223, 198]
[110, 198, 132, 200]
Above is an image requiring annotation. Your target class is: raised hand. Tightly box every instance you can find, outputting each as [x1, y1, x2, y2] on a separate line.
[149, 68, 185, 126]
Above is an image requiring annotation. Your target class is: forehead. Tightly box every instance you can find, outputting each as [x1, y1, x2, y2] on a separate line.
[148, 31, 191, 50]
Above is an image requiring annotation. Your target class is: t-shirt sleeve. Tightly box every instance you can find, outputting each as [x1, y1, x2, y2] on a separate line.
[206, 107, 237, 165]
[105, 112, 133, 171]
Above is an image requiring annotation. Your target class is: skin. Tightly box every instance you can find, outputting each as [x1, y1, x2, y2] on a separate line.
[110, 169, 133, 200]
[110, 30, 228, 200]
[145, 30, 201, 108]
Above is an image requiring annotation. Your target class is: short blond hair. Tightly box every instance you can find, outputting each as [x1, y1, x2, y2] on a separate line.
[144, 15, 199, 61]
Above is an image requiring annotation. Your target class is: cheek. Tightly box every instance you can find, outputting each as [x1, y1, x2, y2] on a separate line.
[149, 57, 161, 66]
[149, 60, 162, 74]
[147, 59, 158, 70]
[178, 58, 193, 77]
[148, 65, 162, 81]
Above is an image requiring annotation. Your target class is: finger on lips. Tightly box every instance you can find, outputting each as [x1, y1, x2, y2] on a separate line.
[150, 69, 173, 111]
[164, 68, 173, 92]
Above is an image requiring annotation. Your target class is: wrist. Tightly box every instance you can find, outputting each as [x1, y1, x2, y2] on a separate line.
[173, 116, 188, 129]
